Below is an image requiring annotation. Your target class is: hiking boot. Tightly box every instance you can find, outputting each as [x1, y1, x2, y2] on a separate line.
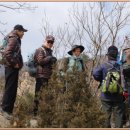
[0, 109, 13, 120]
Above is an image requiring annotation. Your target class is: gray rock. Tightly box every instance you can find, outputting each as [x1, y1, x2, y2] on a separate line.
[29, 119, 38, 128]
[0, 115, 11, 128]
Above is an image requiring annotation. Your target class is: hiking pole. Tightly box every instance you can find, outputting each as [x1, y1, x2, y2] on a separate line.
[120, 66, 127, 91]
[118, 49, 126, 90]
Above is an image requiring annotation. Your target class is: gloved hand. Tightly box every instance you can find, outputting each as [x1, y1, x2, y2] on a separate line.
[46, 56, 53, 62]
[50, 56, 57, 64]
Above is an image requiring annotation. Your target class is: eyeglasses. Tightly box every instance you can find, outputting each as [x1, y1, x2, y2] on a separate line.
[47, 40, 54, 44]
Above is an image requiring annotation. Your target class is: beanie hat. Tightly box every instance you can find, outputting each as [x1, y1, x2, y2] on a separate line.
[107, 45, 118, 59]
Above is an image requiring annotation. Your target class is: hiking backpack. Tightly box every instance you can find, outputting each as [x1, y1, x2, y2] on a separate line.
[101, 63, 123, 94]
[0, 37, 9, 64]
[26, 47, 46, 77]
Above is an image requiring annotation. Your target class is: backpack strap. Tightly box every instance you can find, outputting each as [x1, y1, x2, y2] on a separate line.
[79, 59, 85, 71]
[41, 47, 46, 56]
[105, 62, 120, 72]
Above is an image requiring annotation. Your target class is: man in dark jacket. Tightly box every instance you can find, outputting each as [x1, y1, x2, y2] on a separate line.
[33, 35, 57, 117]
[93, 46, 124, 128]
[0, 24, 27, 120]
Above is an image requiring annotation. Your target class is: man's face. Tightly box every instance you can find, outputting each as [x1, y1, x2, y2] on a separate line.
[72, 48, 81, 57]
[44, 40, 54, 49]
[124, 48, 130, 65]
[16, 30, 24, 39]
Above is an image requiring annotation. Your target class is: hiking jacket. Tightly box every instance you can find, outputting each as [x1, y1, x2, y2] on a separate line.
[67, 56, 85, 72]
[35, 46, 56, 79]
[4, 30, 23, 69]
[58, 56, 85, 78]
[93, 60, 123, 102]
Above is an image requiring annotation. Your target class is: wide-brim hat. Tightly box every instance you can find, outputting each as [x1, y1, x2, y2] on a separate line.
[68, 45, 85, 55]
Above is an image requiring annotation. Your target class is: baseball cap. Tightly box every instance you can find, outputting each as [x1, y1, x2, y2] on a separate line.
[46, 35, 55, 42]
[14, 24, 28, 32]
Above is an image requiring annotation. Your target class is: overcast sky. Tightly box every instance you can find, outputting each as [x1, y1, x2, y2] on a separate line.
[1, 2, 130, 62]
[0, 2, 76, 61]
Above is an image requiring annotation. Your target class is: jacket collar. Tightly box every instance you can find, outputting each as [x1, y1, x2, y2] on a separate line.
[7, 30, 20, 39]
[42, 45, 53, 52]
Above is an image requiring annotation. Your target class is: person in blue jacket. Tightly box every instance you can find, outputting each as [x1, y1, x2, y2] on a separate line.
[93, 45, 124, 128]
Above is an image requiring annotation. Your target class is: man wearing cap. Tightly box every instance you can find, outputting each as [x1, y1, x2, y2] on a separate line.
[0, 24, 27, 120]
[93, 45, 124, 128]
[33, 35, 57, 117]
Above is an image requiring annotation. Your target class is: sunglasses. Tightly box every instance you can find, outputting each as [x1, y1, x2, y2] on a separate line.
[47, 40, 54, 44]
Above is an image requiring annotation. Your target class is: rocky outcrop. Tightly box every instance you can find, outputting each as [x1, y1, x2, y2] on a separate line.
[0, 115, 10, 128]
[18, 72, 35, 96]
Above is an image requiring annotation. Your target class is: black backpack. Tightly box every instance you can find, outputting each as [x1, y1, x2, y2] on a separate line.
[26, 47, 46, 77]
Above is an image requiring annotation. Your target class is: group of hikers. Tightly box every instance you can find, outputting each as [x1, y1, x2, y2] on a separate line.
[0, 24, 130, 128]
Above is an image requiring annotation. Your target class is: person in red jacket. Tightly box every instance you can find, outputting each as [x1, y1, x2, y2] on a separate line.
[0, 24, 27, 120]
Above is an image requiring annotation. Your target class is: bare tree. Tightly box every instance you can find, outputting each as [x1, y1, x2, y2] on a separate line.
[69, 3, 107, 85]
[0, 2, 36, 12]
[40, 2, 130, 88]
[101, 2, 130, 46]
[68, 2, 130, 87]
[0, 2, 37, 36]
[40, 10, 78, 58]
